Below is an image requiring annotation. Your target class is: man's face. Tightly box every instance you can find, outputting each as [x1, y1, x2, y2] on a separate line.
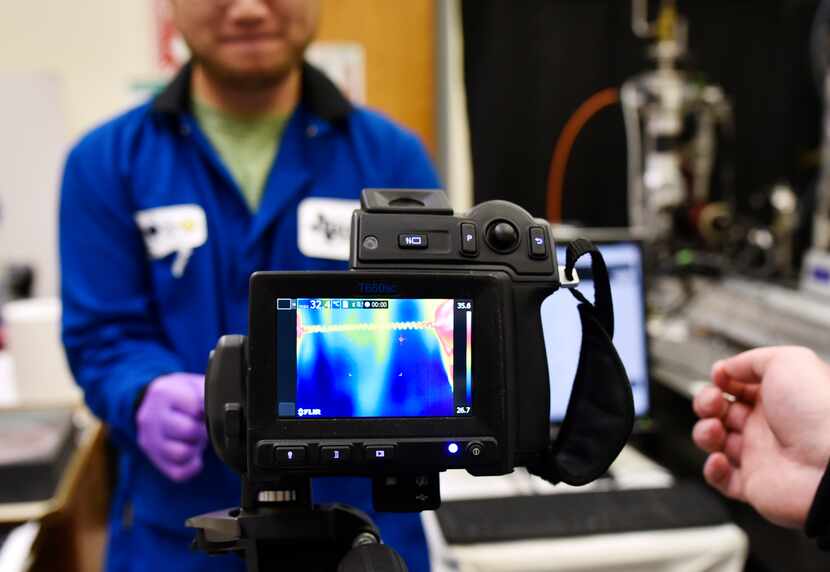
[170, 0, 320, 87]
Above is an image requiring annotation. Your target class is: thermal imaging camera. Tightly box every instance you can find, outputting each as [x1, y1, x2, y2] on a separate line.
[202, 189, 634, 513]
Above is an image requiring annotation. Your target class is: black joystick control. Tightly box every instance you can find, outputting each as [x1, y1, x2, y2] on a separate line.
[487, 221, 519, 251]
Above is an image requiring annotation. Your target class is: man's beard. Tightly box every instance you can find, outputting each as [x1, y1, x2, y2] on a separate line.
[193, 48, 305, 91]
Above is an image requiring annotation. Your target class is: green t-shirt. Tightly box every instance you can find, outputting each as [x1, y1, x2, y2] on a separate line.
[192, 98, 288, 212]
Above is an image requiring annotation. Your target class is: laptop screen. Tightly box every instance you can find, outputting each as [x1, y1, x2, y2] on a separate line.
[543, 242, 650, 423]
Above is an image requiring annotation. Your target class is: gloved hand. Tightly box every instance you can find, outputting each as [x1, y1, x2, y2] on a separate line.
[136, 373, 208, 482]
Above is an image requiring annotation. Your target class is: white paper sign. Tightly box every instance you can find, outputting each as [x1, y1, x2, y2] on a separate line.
[305, 42, 366, 105]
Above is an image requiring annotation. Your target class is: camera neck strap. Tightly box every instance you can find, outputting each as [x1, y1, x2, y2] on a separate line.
[529, 239, 635, 486]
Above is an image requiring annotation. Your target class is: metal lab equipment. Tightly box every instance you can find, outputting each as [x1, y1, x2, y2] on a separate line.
[622, 0, 733, 242]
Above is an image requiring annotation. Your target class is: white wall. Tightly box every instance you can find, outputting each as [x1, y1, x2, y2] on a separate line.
[0, 1, 158, 140]
[0, 1, 158, 297]
[436, 0, 473, 213]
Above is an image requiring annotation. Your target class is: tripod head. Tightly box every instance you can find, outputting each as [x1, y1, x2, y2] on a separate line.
[187, 476, 412, 572]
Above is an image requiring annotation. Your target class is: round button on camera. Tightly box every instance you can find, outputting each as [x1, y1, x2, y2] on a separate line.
[362, 235, 379, 250]
[466, 441, 485, 459]
[486, 221, 519, 252]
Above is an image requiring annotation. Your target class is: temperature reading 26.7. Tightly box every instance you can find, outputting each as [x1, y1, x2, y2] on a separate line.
[456, 406, 471, 415]
[456, 301, 471, 310]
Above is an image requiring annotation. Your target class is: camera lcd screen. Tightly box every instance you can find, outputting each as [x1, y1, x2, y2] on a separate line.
[275, 298, 473, 419]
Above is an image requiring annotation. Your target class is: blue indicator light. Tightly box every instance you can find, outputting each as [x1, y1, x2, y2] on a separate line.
[448, 443, 460, 455]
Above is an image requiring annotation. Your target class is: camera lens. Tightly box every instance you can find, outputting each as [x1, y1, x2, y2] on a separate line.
[363, 235, 379, 250]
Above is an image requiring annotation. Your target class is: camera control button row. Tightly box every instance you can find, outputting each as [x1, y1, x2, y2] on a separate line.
[529, 227, 548, 259]
[275, 446, 307, 466]
[321, 445, 352, 464]
[365, 445, 396, 462]
[460, 223, 478, 255]
[398, 233, 428, 249]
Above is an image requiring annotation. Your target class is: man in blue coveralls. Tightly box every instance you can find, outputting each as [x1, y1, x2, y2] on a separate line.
[59, 1, 439, 570]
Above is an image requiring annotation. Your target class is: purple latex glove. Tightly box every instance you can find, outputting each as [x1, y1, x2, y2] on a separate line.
[136, 373, 207, 482]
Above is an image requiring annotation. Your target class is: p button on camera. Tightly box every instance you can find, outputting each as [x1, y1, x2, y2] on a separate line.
[460, 223, 478, 255]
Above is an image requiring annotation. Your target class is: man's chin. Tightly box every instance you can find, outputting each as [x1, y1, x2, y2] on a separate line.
[197, 58, 300, 90]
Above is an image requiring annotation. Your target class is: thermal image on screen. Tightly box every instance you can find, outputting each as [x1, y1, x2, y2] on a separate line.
[277, 298, 472, 418]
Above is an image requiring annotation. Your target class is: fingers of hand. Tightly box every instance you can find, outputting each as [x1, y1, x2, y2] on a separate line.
[713, 347, 780, 387]
[703, 452, 745, 502]
[713, 375, 760, 404]
[168, 384, 204, 419]
[162, 454, 203, 483]
[723, 400, 752, 432]
[163, 410, 207, 445]
[183, 374, 206, 410]
[693, 386, 728, 419]
[693, 393, 750, 465]
[160, 440, 201, 466]
[723, 433, 743, 466]
[693, 386, 751, 430]
[693, 418, 726, 453]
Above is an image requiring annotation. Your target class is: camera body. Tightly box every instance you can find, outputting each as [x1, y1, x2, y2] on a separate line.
[206, 189, 586, 499]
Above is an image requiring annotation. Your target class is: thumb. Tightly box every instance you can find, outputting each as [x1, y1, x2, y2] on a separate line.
[181, 374, 206, 416]
[715, 347, 783, 385]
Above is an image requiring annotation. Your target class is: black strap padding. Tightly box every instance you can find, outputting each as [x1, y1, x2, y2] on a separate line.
[529, 239, 634, 486]
[566, 238, 613, 336]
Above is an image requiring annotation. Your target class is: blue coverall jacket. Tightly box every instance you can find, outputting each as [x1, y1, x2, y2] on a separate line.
[59, 62, 439, 572]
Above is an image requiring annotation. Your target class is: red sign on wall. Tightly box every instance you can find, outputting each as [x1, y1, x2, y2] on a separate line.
[153, 0, 189, 73]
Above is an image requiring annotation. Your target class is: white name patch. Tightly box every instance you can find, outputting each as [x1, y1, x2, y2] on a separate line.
[134, 204, 207, 277]
[297, 197, 359, 261]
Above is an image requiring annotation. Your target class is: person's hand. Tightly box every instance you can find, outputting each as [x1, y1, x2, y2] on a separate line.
[136, 373, 207, 482]
[692, 346, 830, 528]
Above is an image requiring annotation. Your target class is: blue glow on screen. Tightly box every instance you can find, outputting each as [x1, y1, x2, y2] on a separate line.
[294, 298, 460, 418]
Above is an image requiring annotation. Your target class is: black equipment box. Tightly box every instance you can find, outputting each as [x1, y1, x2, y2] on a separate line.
[0, 408, 76, 504]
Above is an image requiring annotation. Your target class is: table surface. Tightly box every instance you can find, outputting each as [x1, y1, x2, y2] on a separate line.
[422, 447, 748, 572]
[0, 408, 102, 524]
